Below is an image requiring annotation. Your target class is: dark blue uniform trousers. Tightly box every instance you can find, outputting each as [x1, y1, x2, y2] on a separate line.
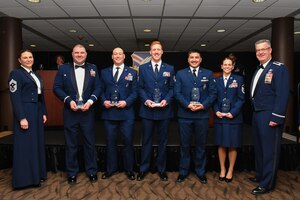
[64, 109, 98, 177]
[252, 110, 283, 189]
[140, 118, 170, 173]
[103, 119, 134, 173]
[178, 118, 208, 176]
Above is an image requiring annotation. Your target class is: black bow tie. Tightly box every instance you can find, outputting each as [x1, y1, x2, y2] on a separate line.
[75, 65, 84, 69]
[257, 64, 264, 70]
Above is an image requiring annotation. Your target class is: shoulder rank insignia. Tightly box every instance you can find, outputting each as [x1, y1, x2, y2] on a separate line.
[9, 79, 17, 93]
[273, 61, 283, 66]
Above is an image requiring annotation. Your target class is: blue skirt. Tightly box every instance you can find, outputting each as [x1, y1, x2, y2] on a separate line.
[214, 123, 242, 148]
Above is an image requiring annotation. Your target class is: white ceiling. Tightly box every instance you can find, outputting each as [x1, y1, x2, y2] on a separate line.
[0, 0, 300, 52]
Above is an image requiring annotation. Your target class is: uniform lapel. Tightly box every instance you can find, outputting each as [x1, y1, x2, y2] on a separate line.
[118, 66, 128, 83]
[83, 64, 90, 93]
[70, 64, 79, 95]
[21, 67, 35, 83]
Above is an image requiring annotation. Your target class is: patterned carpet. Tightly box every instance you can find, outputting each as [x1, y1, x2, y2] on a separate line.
[1, 169, 300, 200]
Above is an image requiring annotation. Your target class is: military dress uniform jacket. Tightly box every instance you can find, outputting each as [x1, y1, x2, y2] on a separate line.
[250, 60, 289, 124]
[138, 61, 175, 120]
[213, 74, 245, 124]
[174, 67, 217, 119]
[9, 67, 46, 120]
[53, 62, 101, 109]
[100, 65, 138, 120]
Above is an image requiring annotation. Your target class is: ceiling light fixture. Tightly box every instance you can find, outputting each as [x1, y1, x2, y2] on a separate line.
[144, 43, 150, 47]
[217, 29, 226, 33]
[30, 44, 36, 47]
[88, 44, 94, 47]
[200, 44, 206, 47]
[144, 29, 151, 33]
[27, 0, 41, 3]
[69, 29, 77, 33]
[294, 31, 300, 35]
[252, 0, 266, 3]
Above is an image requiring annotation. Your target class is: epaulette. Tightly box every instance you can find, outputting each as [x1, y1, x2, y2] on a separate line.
[273, 61, 283, 66]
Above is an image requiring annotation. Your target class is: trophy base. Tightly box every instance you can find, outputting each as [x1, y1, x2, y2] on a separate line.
[110, 102, 118, 106]
[221, 112, 229, 116]
[152, 103, 161, 107]
[190, 101, 201, 105]
[76, 105, 83, 110]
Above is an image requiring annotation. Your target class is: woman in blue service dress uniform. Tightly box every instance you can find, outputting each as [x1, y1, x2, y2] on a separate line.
[213, 57, 245, 182]
[8, 49, 47, 189]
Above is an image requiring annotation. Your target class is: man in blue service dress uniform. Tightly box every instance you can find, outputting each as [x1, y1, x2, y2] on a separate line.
[249, 39, 289, 195]
[100, 47, 138, 180]
[174, 49, 217, 184]
[137, 41, 175, 181]
[53, 44, 101, 185]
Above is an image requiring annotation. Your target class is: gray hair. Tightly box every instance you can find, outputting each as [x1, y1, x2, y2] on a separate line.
[255, 39, 271, 47]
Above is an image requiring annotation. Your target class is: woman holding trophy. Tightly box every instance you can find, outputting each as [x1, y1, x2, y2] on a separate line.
[213, 57, 245, 183]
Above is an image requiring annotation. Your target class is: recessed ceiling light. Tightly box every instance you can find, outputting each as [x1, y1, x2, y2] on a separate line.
[200, 44, 206, 47]
[217, 29, 226, 33]
[88, 44, 94, 47]
[144, 43, 150, 47]
[294, 31, 300, 35]
[142, 0, 152, 2]
[30, 44, 36, 47]
[27, 0, 41, 3]
[144, 29, 151, 33]
[69, 29, 77, 33]
[252, 0, 266, 3]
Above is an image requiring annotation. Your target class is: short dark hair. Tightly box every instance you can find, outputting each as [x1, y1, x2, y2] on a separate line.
[18, 49, 33, 58]
[188, 49, 201, 57]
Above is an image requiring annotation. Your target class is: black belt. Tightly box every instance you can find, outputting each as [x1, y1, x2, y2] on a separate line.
[38, 94, 42, 102]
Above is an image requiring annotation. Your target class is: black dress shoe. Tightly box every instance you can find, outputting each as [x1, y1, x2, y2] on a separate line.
[225, 177, 233, 183]
[137, 172, 147, 181]
[248, 177, 259, 183]
[219, 176, 225, 181]
[197, 175, 207, 184]
[159, 172, 168, 181]
[176, 174, 187, 183]
[67, 176, 77, 185]
[88, 174, 98, 183]
[126, 171, 135, 180]
[40, 178, 47, 183]
[251, 186, 272, 195]
[101, 172, 114, 179]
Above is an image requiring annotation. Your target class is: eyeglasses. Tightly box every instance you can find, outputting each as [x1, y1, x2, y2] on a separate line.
[256, 47, 270, 53]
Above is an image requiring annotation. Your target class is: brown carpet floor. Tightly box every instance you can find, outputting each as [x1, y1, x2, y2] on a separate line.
[1, 169, 300, 200]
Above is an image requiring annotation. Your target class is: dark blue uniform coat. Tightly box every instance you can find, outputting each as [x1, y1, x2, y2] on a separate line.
[100, 65, 138, 173]
[213, 74, 245, 147]
[250, 60, 289, 190]
[174, 67, 217, 176]
[8, 67, 47, 188]
[138, 61, 174, 173]
[53, 63, 101, 177]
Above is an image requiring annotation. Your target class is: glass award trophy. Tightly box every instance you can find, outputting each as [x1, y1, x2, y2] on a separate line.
[221, 98, 231, 115]
[152, 88, 162, 107]
[190, 87, 200, 104]
[76, 95, 84, 109]
[110, 88, 119, 106]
